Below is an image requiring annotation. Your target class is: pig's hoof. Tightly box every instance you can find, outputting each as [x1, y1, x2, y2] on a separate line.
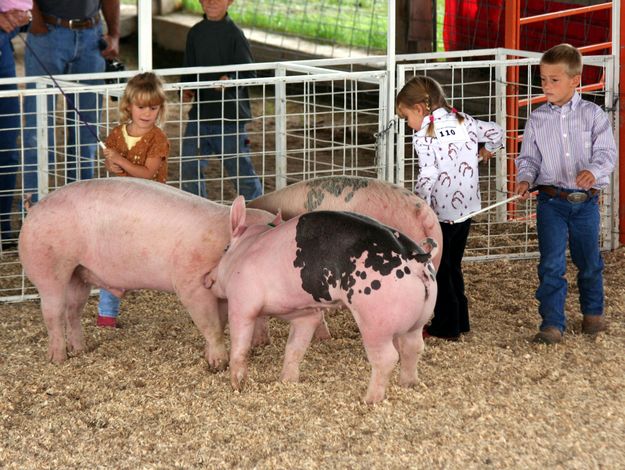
[47, 349, 67, 364]
[204, 347, 229, 372]
[399, 376, 418, 388]
[230, 370, 247, 391]
[206, 356, 228, 372]
[363, 391, 386, 405]
[251, 333, 271, 349]
[67, 340, 86, 356]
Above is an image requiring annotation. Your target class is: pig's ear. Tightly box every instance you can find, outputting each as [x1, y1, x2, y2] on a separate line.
[230, 195, 247, 238]
[271, 210, 283, 226]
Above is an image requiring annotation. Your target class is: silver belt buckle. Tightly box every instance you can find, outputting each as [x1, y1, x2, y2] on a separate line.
[68, 19, 79, 29]
[567, 191, 588, 204]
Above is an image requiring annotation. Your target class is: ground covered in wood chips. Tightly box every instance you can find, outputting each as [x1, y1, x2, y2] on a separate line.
[1, 249, 625, 469]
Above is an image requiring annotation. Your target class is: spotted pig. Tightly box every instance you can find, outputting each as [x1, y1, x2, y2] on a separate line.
[208, 196, 438, 404]
[247, 175, 442, 345]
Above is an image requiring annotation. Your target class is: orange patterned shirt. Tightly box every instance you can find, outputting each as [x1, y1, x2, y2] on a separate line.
[104, 124, 170, 183]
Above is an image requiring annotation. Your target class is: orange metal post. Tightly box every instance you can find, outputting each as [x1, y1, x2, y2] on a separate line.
[519, 2, 612, 25]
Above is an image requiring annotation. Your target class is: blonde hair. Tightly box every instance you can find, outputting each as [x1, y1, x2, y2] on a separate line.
[119, 72, 167, 124]
[540, 43, 582, 77]
[396, 75, 463, 137]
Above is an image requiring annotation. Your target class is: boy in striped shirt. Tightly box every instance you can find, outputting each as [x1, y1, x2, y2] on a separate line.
[515, 43, 616, 344]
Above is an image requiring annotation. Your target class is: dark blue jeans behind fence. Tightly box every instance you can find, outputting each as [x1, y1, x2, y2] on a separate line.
[180, 121, 262, 200]
[0, 29, 20, 243]
[535, 191, 604, 333]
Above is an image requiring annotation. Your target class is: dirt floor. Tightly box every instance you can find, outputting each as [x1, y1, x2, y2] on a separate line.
[2, 248, 625, 468]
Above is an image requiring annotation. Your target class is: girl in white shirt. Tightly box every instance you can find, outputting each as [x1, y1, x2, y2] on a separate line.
[397, 75, 503, 339]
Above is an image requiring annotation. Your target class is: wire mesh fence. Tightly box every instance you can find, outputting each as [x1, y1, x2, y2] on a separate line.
[0, 61, 387, 301]
[396, 49, 617, 260]
[0, 48, 618, 301]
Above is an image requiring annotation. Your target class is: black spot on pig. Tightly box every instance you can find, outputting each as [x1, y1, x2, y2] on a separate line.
[304, 176, 370, 211]
[293, 211, 432, 304]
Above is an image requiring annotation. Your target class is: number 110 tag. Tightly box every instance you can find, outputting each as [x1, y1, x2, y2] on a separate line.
[434, 119, 468, 144]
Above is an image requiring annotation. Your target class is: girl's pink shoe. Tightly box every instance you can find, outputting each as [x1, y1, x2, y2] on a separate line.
[96, 315, 117, 328]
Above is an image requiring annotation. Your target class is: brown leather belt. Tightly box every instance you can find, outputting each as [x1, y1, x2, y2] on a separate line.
[41, 13, 100, 30]
[537, 185, 599, 202]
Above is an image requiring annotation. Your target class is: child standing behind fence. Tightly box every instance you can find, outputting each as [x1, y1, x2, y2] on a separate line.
[98, 72, 170, 328]
[515, 43, 616, 344]
[179, 0, 262, 201]
[396, 75, 503, 340]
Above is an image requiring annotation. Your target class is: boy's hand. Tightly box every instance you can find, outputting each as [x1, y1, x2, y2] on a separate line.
[516, 181, 531, 200]
[576, 170, 596, 191]
[103, 148, 122, 164]
[182, 90, 195, 102]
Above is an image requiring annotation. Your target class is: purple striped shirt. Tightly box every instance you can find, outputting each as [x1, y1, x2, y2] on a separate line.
[515, 92, 616, 189]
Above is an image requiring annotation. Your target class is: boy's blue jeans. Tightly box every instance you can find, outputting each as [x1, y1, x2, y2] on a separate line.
[22, 24, 105, 203]
[0, 29, 20, 241]
[99, 289, 120, 318]
[180, 121, 262, 200]
[535, 191, 604, 333]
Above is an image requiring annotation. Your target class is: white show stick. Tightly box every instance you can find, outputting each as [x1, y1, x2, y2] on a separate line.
[453, 195, 521, 224]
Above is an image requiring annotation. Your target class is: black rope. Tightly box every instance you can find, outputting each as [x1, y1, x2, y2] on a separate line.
[16, 33, 105, 148]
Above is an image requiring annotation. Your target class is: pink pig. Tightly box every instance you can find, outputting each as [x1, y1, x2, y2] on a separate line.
[208, 196, 438, 404]
[18, 178, 275, 367]
[247, 175, 443, 345]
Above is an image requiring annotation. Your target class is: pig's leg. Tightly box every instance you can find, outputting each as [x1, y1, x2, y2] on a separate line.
[40, 293, 68, 364]
[252, 316, 271, 348]
[64, 273, 91, 355]
[228, 308, 258, 391]
[280, 310, 322, 382]
[312, 310, 331, 341]
[178, 289, 228, 371]
[396, 327, 425, 388]
[360, 335, 399, 404]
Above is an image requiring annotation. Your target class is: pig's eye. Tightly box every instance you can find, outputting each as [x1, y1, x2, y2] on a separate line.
[223, 243, 230, 252]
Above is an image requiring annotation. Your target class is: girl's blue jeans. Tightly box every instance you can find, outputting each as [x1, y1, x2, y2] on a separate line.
[535, 191, 604, 333]
[99, 289, 120, 318]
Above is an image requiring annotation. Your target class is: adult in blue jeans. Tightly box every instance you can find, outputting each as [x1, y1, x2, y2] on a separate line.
[22, 0, 119, 204]
[180, 0, 262, 201]
[0, 5, 31, 250]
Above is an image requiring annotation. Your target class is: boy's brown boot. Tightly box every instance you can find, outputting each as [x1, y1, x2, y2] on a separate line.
[582, 315, 607, 334]
[532, 326, 562, 345]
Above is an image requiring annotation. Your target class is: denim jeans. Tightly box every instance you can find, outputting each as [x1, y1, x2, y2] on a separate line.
[23, 23, 105, 202]
[535, 191, 604, 332]
[180, 121, 262, 200]
[99, 289, 120, 318]
[0, 30, 19, 241]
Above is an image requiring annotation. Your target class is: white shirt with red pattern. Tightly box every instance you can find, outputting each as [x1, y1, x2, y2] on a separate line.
[413, 107, 503, 223]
